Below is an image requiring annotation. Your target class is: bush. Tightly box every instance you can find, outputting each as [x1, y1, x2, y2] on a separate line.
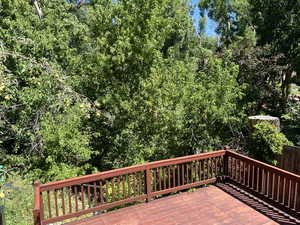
[281, 99, 300, 146]
[0, 173, 33, 225]
[248, 122, 292, 165]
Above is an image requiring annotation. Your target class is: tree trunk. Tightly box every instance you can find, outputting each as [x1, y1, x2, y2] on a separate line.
[248, 115, 280, 131]
[282, 70, 293, 106]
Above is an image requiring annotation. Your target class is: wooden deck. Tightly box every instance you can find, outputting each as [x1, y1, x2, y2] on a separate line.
[64, 183, 300, 225]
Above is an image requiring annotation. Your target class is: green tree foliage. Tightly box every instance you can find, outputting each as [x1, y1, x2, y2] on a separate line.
[198, 0, 251, 46]
[0, 0, 93, 181]
[232, 45, 287, 116]
[248, 122, 292, 165]
[201, 0, 300, 107]
[0, 0, 244, 182]
[249, 0, 300, 102]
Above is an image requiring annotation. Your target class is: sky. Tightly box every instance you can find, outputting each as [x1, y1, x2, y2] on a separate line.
[192, 0, 218, 37]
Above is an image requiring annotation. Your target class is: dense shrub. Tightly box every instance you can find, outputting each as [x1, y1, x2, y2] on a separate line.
[248, 122, 292, 165]
[0, 173, 33, 225]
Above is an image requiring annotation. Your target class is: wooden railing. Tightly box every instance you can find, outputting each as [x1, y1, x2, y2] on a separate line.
[33, 150, 300, 224]
[33, 150, 226, 225]
[226, 150, 300, 215]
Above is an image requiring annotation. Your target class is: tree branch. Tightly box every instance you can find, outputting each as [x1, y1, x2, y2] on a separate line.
[74, 0, 85, 9]
[31, 0, 43, 19]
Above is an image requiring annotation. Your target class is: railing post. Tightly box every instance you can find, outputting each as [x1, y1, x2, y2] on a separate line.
[145, 168, 151, 202]
[33, 181, 42, 225]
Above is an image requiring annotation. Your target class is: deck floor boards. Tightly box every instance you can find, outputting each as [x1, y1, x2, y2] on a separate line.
[64, 184, 299, 225]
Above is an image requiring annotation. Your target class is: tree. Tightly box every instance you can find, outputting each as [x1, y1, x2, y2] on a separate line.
[200, 0, 300, 106]
[198, 0, 251, 46]
[1, 0, 245, 181]
[0, 0, 93, 181]
[249, 0, 300, 103]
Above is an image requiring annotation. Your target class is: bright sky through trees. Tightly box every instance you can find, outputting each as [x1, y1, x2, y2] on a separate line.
[192, 0, 217, 36]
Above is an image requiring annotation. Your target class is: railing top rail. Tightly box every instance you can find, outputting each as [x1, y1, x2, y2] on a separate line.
[227, 150, 300, 180]
[40, 150, 226, 191]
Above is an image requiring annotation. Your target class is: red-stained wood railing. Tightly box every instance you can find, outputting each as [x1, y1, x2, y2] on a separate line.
[34, 150, 300, 225]
[226, 150, 300, 215]
[33, 150, 226, 225]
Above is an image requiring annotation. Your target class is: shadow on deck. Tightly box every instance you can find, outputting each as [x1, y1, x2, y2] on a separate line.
[64, 183, 300, 225]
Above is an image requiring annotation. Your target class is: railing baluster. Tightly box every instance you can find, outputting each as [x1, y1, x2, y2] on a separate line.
[127, 175, 130, 197]
[133, 173, 137, 195]
[153, 169, 157, 192]
[87, 184, 91, 208]
[288, 179, 292, 208]
[194, 162, 197, 182]
[47, 191, 51, 218]
[209, 158, 212, 178]
[247, 163, 250, 187]
[158, 168, 162, 191]
[239, 160, 242, 183]
[93, 182, 97, 207]
[123, 176, 126, 199]
[207, 159, 209, 179]
[139, 172, 142, 195]
[106, 180, 109, 203]
[68, 187, 72, 213]
[243, 161, 246, 185]
[172, 167, 175, 188]
[215, 157, 219, 177]
[181, 164, 185, 185]
[272, 173, 275, 200]
[234, 158, 237, 181]
[204, 159, 207, 180]
[163, 168, 166, 189]
[294, 182, 298, 210]
[75, 186, 79, 212]
[54, 189, 58, 216]
[177, 166, 180, 186]
[261, 169, 264, 194]
[252, 165, 255, 189]
[193, 162, 196, 181]
[229, 157, 232, 178]
[234, 158, 237, 180]
[199, 160, 202, 181]
[186, 164, 189, 184]
[277, 175, 280, 202]
[61, 188, 66, 215]
[283, 177, 286, 205]
[211, 158, 214, 178]
[257, 167, 260, 192]
[81, 185, 85, 209]
[99, 180, 103, 203]
[117, 177, 120, 200]
[111, 178, 115, 202]
[266, 171, 270, 197]
[168, 167, 171, 188]
[231, 157, 234, 178]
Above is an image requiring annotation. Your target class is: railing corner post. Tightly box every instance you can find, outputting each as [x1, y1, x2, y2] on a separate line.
[33, 181, 42, 225]
[145, 167, 151, 203]
[33, 208, 41, 225]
